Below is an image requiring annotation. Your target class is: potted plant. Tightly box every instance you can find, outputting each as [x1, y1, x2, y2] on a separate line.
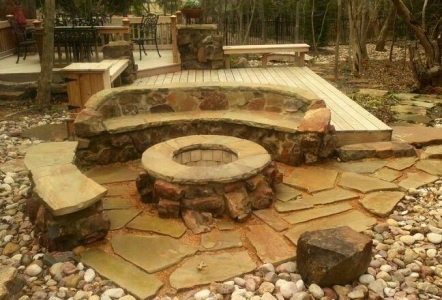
[180, 0, 203, 19]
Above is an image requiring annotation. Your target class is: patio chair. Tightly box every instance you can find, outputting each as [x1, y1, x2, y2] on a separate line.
[132, 13, 161, 60]
[8, 17, 37, 64]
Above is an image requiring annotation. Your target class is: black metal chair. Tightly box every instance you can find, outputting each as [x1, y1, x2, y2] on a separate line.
[8, 17, 37, 64]
[132, 13, 161, 60]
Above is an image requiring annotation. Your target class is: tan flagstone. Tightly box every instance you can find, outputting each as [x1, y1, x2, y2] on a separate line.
[398, 172, 439, 190]
[282, 202, 353, 225]
[102, 198, 132, 210]
[386, 157, 418, 171]
[415, 160, 442, 176]
[359, 191, 405, 217]
[106, 209, 142, 230]
[275, 183, 302, 202]
[85, 163, 142, 184]
[421, 145, 442, 159]
[303, 189, 359, 205]
[126, 215, 187, 238]
[392, 126, 442, 146]
[80, 248, 163, 300]
[274, 200, 313, 213]
[253, 209, 289, 232]
[200, 231, 242, 251]
[24, 141, 77, 170]
[284, 210, 377, 245]
[216, 220, 235, 231]
[169, 251, 256, 290]
[283, 167, 338, 193]
[247, 225, 295, 264]
[338, 172, 399, 194]
[371, 168, 403, 182]
[104, 184, 136, 197]
[326, 160, 387, 173]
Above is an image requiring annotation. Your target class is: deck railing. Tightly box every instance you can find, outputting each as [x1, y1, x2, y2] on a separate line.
[0, 19, 17, 58]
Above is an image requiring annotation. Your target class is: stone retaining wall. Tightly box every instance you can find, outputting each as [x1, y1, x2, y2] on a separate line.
[74, 82, 338, 167]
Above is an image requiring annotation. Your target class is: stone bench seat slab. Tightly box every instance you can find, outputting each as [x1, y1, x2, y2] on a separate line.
[103, 110, 303, 135]
[24, 141, 78, 170]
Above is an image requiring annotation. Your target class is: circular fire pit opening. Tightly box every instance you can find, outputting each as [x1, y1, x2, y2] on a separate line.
[137, 135, 283, 223]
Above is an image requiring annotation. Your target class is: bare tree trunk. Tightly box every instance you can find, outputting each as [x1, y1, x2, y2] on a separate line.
[375, 4, 396, 51]
[334, 0, 342, 82]
[310, 0, 318, 56]
[35, 0, 55, 109]
[347, 0, 364, 76]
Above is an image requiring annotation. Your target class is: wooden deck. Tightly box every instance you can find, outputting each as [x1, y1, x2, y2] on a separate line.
[133, 66, 392, 146]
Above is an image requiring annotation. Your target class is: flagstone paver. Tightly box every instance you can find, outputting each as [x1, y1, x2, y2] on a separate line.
[85, 163, 141, 184]
[421, 145, 442, 159]
[283, 167, 338, 193]
[359, 191, 405, 217]
[336, 143, 416, 162]
[216, 220, 235, 231]
[284, 210, 377, 245]
[80, 248, 163, 300]
[102, 198, 132, 210]
[24, 141, 77, 169]
[112, 235, 197, 273]
[398, 172, 439, 190]
[394, 114, 432, 124]
[200, 231, 242, 251]
[392, 126, 442, 146]
[338, 172, 399, 193]
[391, 105, 427, 115]
[386, 157, 418, 171]
[370, 167, 403, 182]
[126, 215, 187, 238]
[253, 209, 289, 232]
[282, 202, 353, 225]
[401, 100, 435, 109]
[326, 160, 388, 173]
[21, 123, 68, 141]
[169, 251, 256, 290]
[274, 200, 313, 213]
[247, 225, 296, 264]
[415, 160, 442, 176]
[303, 189, 359, 205]
[275, 183, 302, 202]
[106, 209, 142, 230]
[104, 184, 135, 197]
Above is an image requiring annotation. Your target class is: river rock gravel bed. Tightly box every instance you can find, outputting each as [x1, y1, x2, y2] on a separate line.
[0, 112, 441, 300]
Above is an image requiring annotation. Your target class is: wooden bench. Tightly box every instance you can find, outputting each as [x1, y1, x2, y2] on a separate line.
[223, 44, 310, 69]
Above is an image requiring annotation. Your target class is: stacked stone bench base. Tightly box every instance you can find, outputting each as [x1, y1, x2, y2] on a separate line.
[24, 142, 109, 251]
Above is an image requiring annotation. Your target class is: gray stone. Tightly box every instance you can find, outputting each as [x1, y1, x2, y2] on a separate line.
[285, 210, 377, 245]
[327, 160, 388, 173]
[200, 231, 242, 251]
[359, 191, 405, 217]
[106, 209, 142, 230]
[126, 215, 187, 238]
[284, 167, 338, 193]
[338, 172, 399, 193]
[85, 163, 142, 184]
[275, 183, 302, 202]
[415, 160, 442, 176]
[253, 209, 289, 232]
[282, 203, 353, 225]
[112, 234, 197, 273]
[80, 248, 163, 299]
[169, 251, 256, 290]
[247, 225, 295, 264]
[297, 226, 372, 286]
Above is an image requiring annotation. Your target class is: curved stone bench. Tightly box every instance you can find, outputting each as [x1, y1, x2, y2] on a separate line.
[74, 82, 337, 167]
[24, 141, 109, 250]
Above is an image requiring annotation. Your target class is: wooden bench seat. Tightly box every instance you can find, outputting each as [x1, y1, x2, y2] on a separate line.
[223, 44, 310, 69]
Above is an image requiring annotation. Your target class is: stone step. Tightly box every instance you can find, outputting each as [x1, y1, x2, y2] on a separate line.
[337, 141, 417, 161]
[392, 125, 442, 146]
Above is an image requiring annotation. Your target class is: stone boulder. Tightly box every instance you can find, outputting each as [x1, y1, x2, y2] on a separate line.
[297, 226, 372, 286]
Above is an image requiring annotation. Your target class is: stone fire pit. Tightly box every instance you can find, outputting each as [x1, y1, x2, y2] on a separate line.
[136, 135, 283, 223]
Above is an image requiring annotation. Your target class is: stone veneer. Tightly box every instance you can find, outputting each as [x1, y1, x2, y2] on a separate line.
[137, 135, 282, 222]
[74, 82, 338, 167]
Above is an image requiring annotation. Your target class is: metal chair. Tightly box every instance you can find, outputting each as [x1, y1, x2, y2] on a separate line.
[8, 17, 37, 64]
[132, 14, 161, 60]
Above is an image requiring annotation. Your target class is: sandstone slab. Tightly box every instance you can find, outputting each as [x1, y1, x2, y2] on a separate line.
[282, 202, 353, 225]
[21, 123, 68, 141]
[284, 167, 338, 193]
[391, 105, 427, 115]
[284, 210, 377, 245]
[297, 226, 372, 286]
[415, 160, 442, 176]
[24, 141, 77, 170]
[85, 163, 141, 184]
[337, 142, 416, 162]
[386, 157, 418, 170]
[359, 191, 405, 217]
[371, 168, 402, 182]
[327, 160, 387, 174]
[112, 234, 197, 273]
[358, 89, 388, 97]
[274, 200, 313, 213]
[104, 184, 135, 197]
[216, 220, 235, 231]
[275, 183, 302, 202]
[392, 126, 442, 146]
[106, 209, 141, 230]
[421, 145, 442, 159]
[80, 248, 163, 299]
[394, 114, 432, 124]
[253, 209, 289, 232]
[102, 198, 132, 210]
[303, 189, 359, 205]
[338, 172, 399, 194]
[247, 225, 295, 264]
[126, 215, 187, 238]
[169, 251, 256, 290]
[398, 172, 439, 190]
[200, 231, 242, 251]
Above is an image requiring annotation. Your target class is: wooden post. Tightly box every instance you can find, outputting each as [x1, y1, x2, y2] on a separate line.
[33, 19, 43, 61]
[170, 15, 179, 64]
[122, 18, 130, 41]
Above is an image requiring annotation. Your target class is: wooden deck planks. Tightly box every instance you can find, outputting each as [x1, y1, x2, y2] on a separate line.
[133, 66, 391, 143]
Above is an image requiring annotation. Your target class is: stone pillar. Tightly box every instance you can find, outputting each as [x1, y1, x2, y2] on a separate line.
[102, 41, 138, 85]
[177, 24, 224, 70]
